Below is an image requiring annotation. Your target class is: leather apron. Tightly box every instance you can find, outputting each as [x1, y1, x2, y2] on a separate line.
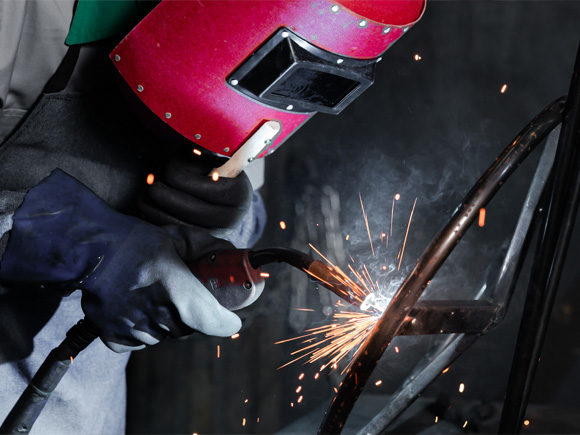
[0, 89, 160, 434]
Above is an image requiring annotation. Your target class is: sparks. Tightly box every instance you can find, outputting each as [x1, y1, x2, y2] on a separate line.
[375, 380, 382, 386]
[398, 198, 417, 270]
[314, 373, 320, 380]
[298, 373, 305, 380]
[260, 272, 270, 278]
[360, 193, 375, 256]
[146, 173, 155, 185]
[231, 333, 240, 339]
[463, 420, 468, 429]
[211, 171, 220, 182]
[442, 367, 450, 374]
[297, 396, 303, 403]
[217, 345, 220, 358]
[345, 234, 350, 240]
[277, 193, 419, 375]
[244, 398, 249, 403]
[414, 54, 422, 61]
[70, 356, 73, 364]
[307, 243, 369, 306]
[390, 196, 395, 236]
[459, 383, 465, 393]
[275, 311, 378, 370]
[435, 416, 438, 423]
[193, 148, 202, 156]
[279, 221, 287, 230]
[478, 207, 486, 227]
[524, 420, 530, 426]
[501, 84, 508, 93]
[295, 308, 315, 312]
[242, 418, 246, 427]
[296, 386, 302, 393]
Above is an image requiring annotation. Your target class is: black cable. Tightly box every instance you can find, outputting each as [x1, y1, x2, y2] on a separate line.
[0, 319, 99, 435]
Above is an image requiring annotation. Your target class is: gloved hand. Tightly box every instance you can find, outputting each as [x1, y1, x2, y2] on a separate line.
[139, 152, 253, 237]
[0, 170, 242, 352]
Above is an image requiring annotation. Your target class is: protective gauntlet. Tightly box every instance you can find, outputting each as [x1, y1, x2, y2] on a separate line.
[0, 170, 242, 352]
[139, 152, 253, 237]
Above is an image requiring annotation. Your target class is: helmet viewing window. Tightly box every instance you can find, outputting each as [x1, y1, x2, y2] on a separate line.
[228, 28, 377, 114]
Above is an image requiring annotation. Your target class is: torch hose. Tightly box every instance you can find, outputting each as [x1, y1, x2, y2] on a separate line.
[318, 97, 566, 434]
[0, 319, 99, 434]
[248, 248, 314, 270]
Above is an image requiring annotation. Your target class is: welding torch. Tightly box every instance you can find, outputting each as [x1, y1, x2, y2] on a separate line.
[0, 246, 356, 435]
[1, 120, 360, 434]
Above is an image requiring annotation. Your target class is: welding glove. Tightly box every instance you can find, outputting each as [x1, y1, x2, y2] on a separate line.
[139, 152, 253, 237]
[0, 170, 241, 352]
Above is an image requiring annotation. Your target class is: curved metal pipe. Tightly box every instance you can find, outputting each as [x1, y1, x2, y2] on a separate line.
[499, 40, 580, 434]
[318, 97, 566, 434]
[356, 124, 562, 435]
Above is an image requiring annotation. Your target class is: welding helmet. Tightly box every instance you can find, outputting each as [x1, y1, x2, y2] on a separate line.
[110, 0, 425, 158]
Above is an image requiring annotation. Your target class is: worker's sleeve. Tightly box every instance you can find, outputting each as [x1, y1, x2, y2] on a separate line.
[0, 189, 28, 294]
[225, 190, 267, 249]
[224, 158, 267, 249]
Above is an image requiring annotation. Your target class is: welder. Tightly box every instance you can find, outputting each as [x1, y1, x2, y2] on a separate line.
[0, 0, 423, 433]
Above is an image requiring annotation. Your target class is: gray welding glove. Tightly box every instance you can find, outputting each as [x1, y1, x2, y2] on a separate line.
[139, 152, 253, 237]
[0, 170, 241, 352]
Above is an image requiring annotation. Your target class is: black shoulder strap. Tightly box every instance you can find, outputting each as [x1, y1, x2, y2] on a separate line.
[42, 44, 81, 94]
[43, 0, 80, 94]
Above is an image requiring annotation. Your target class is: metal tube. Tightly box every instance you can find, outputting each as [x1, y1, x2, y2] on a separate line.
[318, 98, 565, 435]
[356, 125, 562, 435]
[357, 333, 478, 435]
[499, 41, 580, 434]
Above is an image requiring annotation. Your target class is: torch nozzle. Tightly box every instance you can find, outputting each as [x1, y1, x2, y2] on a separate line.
[307, 260, 362, 306]
[248, 248, 361, 306]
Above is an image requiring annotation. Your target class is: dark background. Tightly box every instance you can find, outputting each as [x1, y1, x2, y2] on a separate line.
[127, 1, 580, 434]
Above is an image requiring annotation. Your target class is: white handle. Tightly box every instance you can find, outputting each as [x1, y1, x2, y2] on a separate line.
[209, 120, 281, 179]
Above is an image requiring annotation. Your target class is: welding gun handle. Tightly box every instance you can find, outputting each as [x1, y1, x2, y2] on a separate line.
[189, 249, 265, 311]
[0, 319, 99, 434]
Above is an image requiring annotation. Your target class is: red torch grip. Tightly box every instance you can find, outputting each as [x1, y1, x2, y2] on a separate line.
[188, 249, 265, 311]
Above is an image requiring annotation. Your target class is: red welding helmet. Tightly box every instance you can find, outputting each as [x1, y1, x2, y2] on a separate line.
[110, 0, 425, 158]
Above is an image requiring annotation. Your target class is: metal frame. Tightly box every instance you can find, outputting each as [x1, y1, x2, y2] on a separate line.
[318, 40, 580, 435]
